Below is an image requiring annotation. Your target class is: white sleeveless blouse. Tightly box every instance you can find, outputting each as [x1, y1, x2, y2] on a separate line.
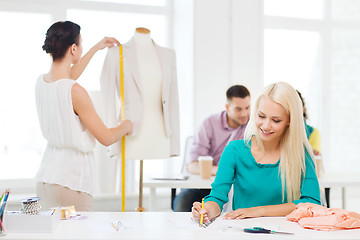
[35, 75, 96, 195]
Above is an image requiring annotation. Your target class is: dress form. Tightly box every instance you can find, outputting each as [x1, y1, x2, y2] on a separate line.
[125, 28, 170, 160]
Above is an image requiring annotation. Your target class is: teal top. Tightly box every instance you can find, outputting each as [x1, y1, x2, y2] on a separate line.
[205, 139, 321, 211]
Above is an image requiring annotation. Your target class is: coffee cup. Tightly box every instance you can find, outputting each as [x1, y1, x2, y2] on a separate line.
[198, 156, 213, 179]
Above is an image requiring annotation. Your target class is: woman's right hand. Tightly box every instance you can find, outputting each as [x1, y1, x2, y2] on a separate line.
[192, 201, 221, 224]
[121, 120, 133, 136]
[192, 201, 211, 224]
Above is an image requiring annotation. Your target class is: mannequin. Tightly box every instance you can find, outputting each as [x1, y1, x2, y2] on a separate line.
[135, 27, 150, 34]
[99, 27, 180, 211]
[99, 27, 179, 160]
[126, 28, 170, 159]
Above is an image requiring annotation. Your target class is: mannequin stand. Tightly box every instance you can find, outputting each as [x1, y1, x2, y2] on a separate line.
[136, 160, 146, 212]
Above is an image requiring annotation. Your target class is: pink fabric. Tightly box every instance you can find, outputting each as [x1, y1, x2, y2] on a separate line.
[286, 203, 360, 231]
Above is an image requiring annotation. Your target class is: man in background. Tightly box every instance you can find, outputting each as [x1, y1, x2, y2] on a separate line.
[173, 85, 251, 212]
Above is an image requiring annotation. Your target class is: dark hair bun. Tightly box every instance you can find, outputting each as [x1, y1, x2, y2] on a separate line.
[42, 21, 81, 61]
[42, 33, 61, 54]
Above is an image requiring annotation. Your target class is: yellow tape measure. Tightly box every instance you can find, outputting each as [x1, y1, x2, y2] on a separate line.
[119, 45, 125, 212]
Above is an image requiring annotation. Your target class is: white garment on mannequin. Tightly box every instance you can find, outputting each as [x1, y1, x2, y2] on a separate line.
[124, 31, 170, 160]
[99, 32, 180, 158]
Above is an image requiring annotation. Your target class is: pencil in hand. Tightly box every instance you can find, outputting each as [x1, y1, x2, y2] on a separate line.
[200, 198, 204, 227]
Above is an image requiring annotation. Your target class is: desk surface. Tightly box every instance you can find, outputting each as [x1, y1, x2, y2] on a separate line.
[2, 212, 360, 240]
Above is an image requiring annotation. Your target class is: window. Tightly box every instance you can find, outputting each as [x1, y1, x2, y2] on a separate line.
[264, 30, 321, 89]
[264, 0, 323, 19]
[0, 11, 51, 179]
[263, 0, 360, 173]
[329, 28, 360, 170]
[264, 29, 322, 125]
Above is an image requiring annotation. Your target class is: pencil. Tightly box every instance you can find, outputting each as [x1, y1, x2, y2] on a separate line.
[50, 209, 56, 215]
[200, 198, 204, 227]
[111, 222, 119, 231]
[0, 218, 4, 232]
[0, 192, 4, 203]
[0, 189, 9, 216]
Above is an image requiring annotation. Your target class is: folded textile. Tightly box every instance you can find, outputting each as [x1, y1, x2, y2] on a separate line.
[286, 203, 360, 231]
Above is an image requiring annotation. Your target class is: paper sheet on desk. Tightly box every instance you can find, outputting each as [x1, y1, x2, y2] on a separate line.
[217, 216, 296, 233]
[166, 215, 201, 230]
[167, 213, 290, 232]
[166, 214, 241, 230]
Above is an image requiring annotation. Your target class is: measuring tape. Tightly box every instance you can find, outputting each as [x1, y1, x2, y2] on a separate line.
[119, 45, 126, 212]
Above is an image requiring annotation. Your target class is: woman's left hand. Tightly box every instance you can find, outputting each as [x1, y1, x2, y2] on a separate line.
[223, 206, 264, 220]
[93, 37, 120, 51]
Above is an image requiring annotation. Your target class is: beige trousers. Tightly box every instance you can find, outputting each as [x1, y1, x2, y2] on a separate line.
[36, 182, 93, 211]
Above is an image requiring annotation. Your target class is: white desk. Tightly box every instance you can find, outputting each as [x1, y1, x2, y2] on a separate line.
[144, 173, 360, 211]
[2, 212, 360, 239]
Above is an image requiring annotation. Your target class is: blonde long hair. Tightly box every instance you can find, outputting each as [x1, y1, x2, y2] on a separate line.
[244, 82, 314, 202]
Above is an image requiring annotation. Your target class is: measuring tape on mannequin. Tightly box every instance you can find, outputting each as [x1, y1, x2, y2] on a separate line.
[119, 45, 126, 212]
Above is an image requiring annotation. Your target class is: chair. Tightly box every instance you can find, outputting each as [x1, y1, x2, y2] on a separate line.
[315, 155, 329, 207]
[222, 185, 233, 212]
[181, 136, 194, 175]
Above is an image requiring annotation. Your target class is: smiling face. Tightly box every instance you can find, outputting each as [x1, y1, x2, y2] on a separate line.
[255, 96, 290, 145]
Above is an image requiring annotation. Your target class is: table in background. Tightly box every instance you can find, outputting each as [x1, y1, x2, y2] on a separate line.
[143, 175, 213, 211]
[2, 212, 360, 240]
[144, 173, 360, 211]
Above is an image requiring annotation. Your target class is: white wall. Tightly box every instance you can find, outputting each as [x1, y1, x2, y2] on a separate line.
[231, 0, 263, 96]
[190, 0, 263, 128]
[193, 0, 231, 127]
[171, 0, 194, 173]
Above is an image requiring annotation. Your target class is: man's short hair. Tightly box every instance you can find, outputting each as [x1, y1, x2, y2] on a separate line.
[226, 85, 250, 101]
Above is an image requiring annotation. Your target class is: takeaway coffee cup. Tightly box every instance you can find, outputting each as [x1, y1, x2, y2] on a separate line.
[198, 156, 213, 179]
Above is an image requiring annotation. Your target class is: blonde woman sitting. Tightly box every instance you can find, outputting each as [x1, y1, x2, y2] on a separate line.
[192, 82, 321, 223]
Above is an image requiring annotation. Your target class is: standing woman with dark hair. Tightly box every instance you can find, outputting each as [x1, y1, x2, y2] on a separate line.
[35, 21, 133, 211]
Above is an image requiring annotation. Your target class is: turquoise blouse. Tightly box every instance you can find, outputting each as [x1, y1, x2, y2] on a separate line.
[205, 139, 321, 211]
